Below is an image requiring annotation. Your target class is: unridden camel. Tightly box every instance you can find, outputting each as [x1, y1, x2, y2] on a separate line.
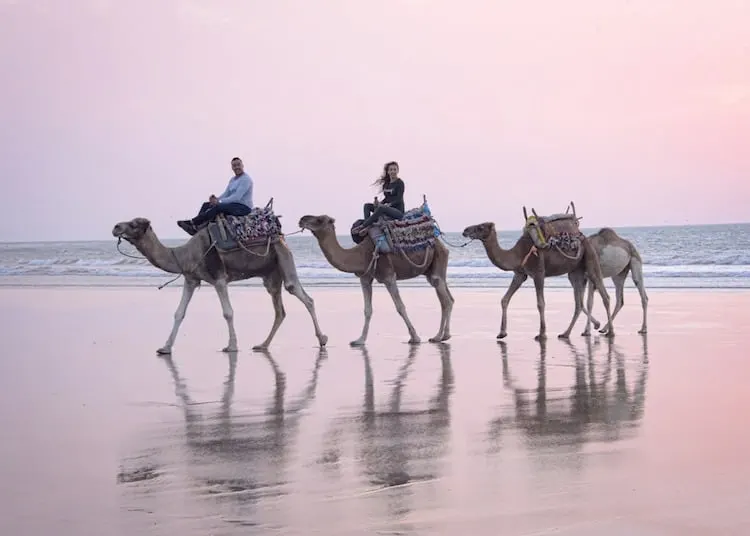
[581, 227, 648, 334]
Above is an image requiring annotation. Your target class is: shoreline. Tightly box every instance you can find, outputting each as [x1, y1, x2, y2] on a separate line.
[2, 275, 750, 291]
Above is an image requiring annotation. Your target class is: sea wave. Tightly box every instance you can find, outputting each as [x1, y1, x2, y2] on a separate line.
[1, 257, 749, 281]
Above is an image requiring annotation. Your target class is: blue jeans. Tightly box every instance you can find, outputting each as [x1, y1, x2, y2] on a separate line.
[192, 202, 251, 226]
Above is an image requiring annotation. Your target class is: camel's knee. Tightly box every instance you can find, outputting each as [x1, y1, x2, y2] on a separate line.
[173, 312, 185, 323]
[223, 310, 234, 322]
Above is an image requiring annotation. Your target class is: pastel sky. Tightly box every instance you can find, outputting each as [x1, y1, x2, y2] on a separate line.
[1, 0, 748, 241]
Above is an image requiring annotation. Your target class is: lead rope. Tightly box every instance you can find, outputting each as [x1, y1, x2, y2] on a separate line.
[115, 237, 217, 290]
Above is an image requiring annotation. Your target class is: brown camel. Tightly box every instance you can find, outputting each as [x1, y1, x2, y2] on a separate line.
[297, 214, 454, 345]
[111, 217, 327, 354]
[462, 211, 614, 341]
[581, 228, 648, 335]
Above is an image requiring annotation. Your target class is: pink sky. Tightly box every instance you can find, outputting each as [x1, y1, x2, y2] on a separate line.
[1, 0, 748, 241]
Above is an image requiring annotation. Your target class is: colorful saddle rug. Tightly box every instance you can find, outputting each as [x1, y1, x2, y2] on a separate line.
[208, 201, 282, 251]
[349, 200, 439, 254]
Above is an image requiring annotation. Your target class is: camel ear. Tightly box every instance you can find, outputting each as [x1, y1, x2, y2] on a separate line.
[329, 217, 335, 225]
[132, 217, 151, 229]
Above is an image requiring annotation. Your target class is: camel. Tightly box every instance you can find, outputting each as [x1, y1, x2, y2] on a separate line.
[298, 213, 454, 346]
[462, 209, 614, 341]
[111, 216, 327, 354]
[581, 228, 648, 335]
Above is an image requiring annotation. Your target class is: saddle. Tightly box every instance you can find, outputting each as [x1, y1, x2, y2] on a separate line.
[523, 201, 583, 252]
[350, 195, 439, 254]
[208, 198, 283, 252]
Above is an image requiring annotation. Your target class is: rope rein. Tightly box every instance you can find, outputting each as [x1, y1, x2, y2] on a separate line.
[115, 236, 217, 290]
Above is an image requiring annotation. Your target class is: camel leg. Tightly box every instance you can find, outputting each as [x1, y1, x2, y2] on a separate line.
[589, 274, 614, 339]
[599, 271, 627, 334]
[275, 240, 328, 347]
[383, 278, 421, 345]
[350, 276, 374, 347]
[283, 279, 328, 347]
[428, 275, 454, 342]
[214, 280, 238, 352]
[498, 272, 527, 339]
[158, 278, 199, 355]
[253, 274, 286, 351]
[583, 243, 615, 338]
[532, 274, 547, 341]
[559, 271, 586, 339]
[630, 257, 649, 334]
[581, 279, 601, 334]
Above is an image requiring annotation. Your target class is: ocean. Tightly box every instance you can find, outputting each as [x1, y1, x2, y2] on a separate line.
[1, 223, 748, 289]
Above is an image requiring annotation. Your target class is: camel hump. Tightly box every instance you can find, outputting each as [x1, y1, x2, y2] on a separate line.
[594, 227, 620, 239]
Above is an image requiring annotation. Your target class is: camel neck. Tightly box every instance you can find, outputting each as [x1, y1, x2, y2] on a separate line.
[316, 229, 370, 274]
[482, 230, 524, 271]
[134, 229, 184, 274]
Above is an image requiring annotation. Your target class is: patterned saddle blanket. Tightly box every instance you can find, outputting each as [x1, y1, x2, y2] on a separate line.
[524, 207, 583, 254]
[350, 199, 439, 254]
[208, 201, 282, 251]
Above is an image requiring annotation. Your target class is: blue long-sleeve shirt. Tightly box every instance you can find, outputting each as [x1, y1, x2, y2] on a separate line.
[218, 173, 253, 208]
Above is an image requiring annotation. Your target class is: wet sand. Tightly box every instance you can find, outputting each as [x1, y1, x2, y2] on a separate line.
[1, 286, 749, 535]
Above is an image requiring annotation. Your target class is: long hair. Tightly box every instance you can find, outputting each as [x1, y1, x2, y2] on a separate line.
[372, 161, 399, 192]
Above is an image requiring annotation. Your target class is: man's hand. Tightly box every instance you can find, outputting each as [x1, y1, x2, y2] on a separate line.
[373, 196, 380, 206]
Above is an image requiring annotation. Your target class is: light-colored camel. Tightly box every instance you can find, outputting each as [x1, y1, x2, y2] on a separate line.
[111, 217, 327, 354]
[298, 214, 454, 346]
[581, 228, 648, 335]
[461, 220, 614, 341]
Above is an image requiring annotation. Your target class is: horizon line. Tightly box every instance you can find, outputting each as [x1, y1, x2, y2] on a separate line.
[1, 220, 749, 245]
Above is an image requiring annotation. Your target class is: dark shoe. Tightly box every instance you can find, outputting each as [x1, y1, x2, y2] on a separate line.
[177, 220, 197, 236]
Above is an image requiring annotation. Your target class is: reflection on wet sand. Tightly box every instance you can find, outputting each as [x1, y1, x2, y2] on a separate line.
[314, 343, 454, 530]
[119, 349, 327, 529]
[491, 336, 649, 454]
[360, 344, 453, 525]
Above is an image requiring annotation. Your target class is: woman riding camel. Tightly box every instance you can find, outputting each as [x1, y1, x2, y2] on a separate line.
[353, 161, 406, 235]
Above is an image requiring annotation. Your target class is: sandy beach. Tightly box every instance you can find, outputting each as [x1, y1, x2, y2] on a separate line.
[1, 285, 749, 535]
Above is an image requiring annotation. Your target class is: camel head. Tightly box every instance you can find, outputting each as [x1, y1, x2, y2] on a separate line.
[298, 215, 336, 236]
[112, 217, 151, 243]
[462, 222, 495, 241]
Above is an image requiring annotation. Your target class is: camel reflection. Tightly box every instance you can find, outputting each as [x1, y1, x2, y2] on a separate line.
[121, 349, 327, 512]
[354, 343, 454, 522]
[491, 336, 648, 452]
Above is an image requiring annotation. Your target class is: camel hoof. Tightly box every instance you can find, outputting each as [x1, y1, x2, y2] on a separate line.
[441, 334, 452, 341]
[350, 340, 365, 347]
[534, 334, 547, 342]
[222, 346, 238, 353]
[581, 331, 592, 337]
[557, 333, 570, 340]
[638, 329, 647, 335]
[251, 345, 268, 352]
[408, 337, 421, 345]
[598, 327, 610, 334]
[496, 332, 507, 340]
[604, 331, 615, 339]
[318, 335, 329, 347]
[592, 321, 601, 330]
[156, 347, 171, 355]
